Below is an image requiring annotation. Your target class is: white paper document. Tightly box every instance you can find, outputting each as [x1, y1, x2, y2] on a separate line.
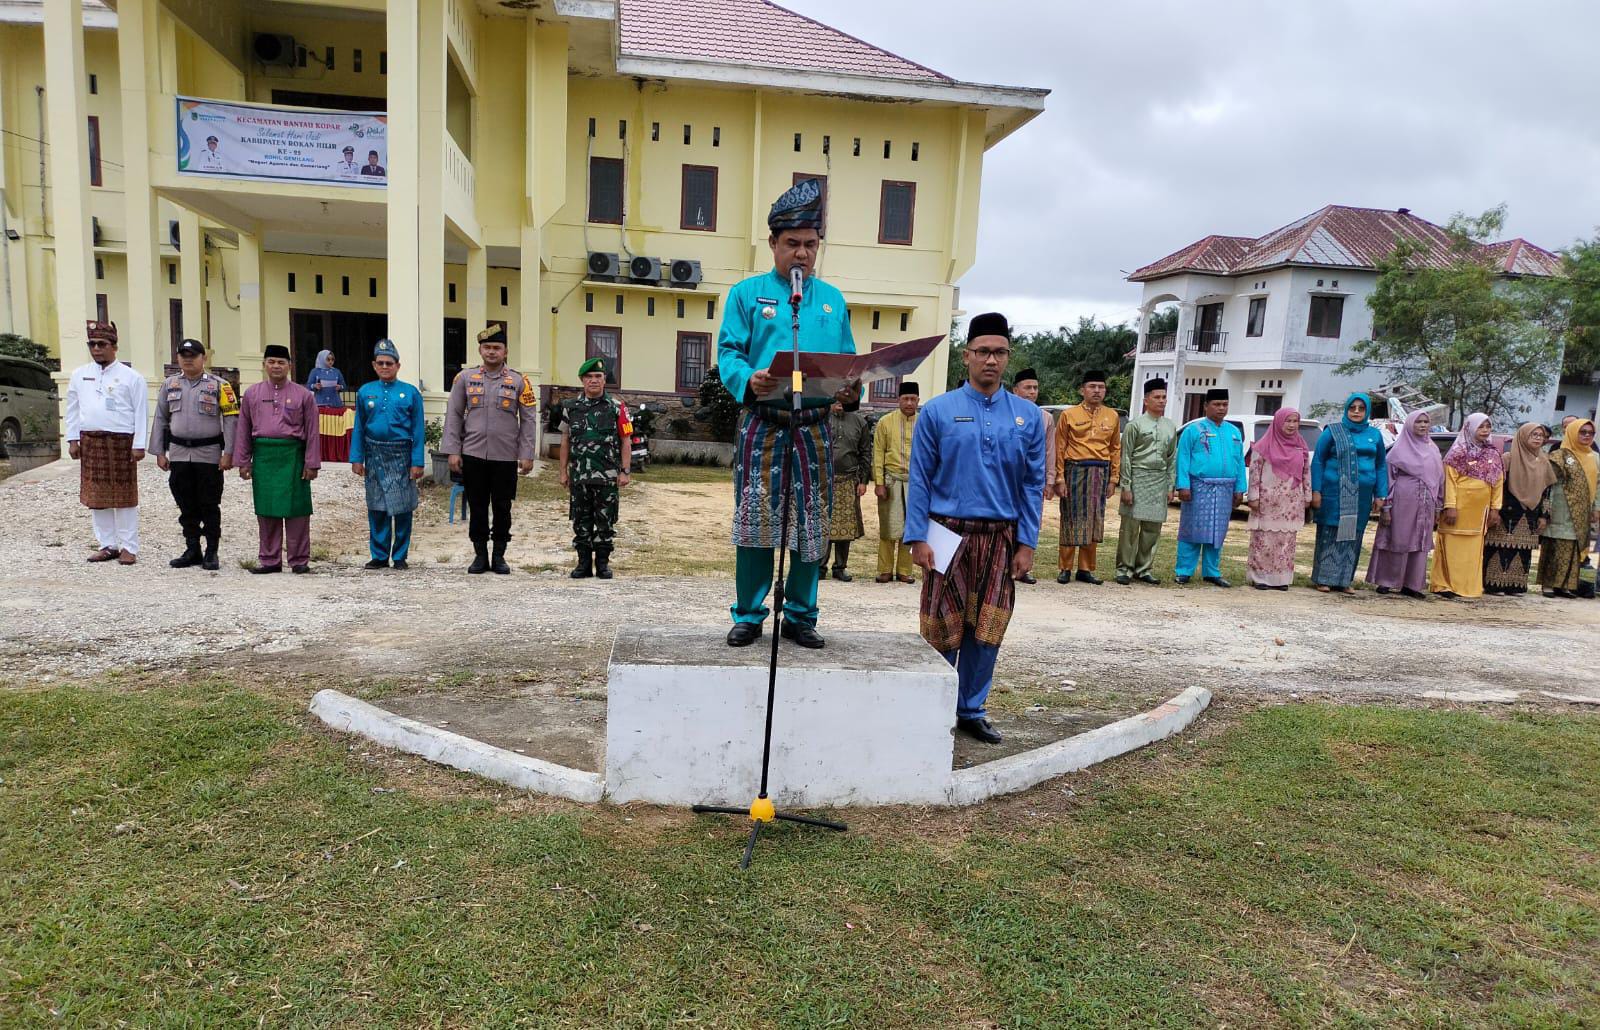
[924, 520, 963, 576]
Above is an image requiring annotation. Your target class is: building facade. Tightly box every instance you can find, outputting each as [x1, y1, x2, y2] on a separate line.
[1126, 205, 1563, 428]
[0, 0, 1044, 419]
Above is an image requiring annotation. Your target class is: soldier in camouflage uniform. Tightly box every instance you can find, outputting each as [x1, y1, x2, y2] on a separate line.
[558, 357, 632, 578]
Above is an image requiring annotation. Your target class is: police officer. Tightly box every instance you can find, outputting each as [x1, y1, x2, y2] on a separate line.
[149, 338, 238, 570]
[441, 324, 538, 574]
[558, 357, 632, 579]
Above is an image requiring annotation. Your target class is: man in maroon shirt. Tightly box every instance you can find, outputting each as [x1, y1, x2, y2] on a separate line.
[234, 345, 321, 573]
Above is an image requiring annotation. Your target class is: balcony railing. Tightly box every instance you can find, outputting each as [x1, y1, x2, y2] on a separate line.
[1185, 329, 1228, 354]
[1142, 332, 1176, 353]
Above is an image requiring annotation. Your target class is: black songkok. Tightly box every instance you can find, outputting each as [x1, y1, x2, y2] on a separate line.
[768, 178, 824, 232]
[965, 312, 1012, 343]
[1012, 368, 1040, 386]
[263, 344, 291, 361]
[1205, 387, 1230, 403]
[898, 381, 920, 397]
[1080, 369, 1108, 386]
[1143, 378, 1167, 395]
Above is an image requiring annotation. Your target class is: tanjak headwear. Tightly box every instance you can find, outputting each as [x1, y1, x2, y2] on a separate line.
[373, 339, 399, 362]
[965, 312, 1011, 343]
[86, 320, 118, 344]
[578, 357, 608, 377]
[768, 178, 824, 232]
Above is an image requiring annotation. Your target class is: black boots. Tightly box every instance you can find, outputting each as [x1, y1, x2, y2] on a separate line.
[201, 540, 219, 571]
[490, 542, 511, 575]
[594, 546, 614, 580]
[468, 542, 490, 574]
[169, 540, 202, 569]
[571, 547, 594, 579]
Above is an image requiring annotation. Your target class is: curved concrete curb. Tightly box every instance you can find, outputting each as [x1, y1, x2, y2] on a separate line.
[945, 686, 1211, 805]
[309, 689, 604, 803]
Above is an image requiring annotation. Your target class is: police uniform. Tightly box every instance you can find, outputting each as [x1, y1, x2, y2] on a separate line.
[560, 357, 631, 578]
[440, 324, 538, 573]
[149, 339, 239, 569]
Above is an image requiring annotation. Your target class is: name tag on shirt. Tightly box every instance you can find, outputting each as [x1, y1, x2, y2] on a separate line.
[953, 416, 975, 423]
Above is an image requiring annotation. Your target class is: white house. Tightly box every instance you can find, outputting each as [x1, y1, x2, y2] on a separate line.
[1127, 205, 1564, 428]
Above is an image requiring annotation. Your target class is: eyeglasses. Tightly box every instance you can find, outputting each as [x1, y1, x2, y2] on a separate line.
[88, 340, 114, 347]
[373, 360, 397, 368]
[969, 348, 1011, 360]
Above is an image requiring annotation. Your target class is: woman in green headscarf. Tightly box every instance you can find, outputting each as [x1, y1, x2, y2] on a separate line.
[1309, 393, 1389, 592]
[1539, 418, 1599, 598]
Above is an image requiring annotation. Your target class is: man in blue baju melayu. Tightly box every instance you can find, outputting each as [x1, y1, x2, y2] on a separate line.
[717, 178, 857, 649]
[1174, 387, 1247, 586]
[351, 339, 427, 570]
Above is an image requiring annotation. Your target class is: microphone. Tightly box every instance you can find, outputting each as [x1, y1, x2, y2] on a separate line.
[789, 264, 805, 306]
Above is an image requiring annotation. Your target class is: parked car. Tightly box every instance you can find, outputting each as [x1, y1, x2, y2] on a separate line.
[0, 356, 60, 453]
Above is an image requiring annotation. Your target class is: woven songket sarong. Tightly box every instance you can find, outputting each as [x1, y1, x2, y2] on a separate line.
[731, 407, 833, 565]
[362, 438, 419, 515]
[78, 430, 138, 509]
[829, 472, 864, 541]
[1178, 476, 1235, 548]
[250, 437, 314, 519]
[919, 516, 1016, 653]
[1124, 465, 1170, 523]
[879, 471, 908, 540]
[1059, 459, 1110, 546]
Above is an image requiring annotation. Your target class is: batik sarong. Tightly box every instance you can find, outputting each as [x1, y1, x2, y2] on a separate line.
[78, 431, 137, 509]
[1177, 476, 1235, 548]
[731, 407, 833, 565]
[1123, 465, 1171, 524]
[919, 516, 1016, 653]
[1059, 459, 1110, 546]
[829, 472, 864, 541]
[250, 437, 313, 519]
[362, 438, 419, 515]
[1312, 523, 1364, 587]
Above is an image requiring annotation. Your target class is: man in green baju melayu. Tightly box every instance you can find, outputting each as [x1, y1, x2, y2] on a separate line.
[1114, 377, 1178, 585]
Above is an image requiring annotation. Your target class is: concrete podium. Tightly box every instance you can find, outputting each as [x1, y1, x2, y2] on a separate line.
[606, 625, 957, 807]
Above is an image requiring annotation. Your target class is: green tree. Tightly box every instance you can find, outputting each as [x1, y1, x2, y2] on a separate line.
[1341, 206, 1564, 426]
[0, 334, 48, 364]
[694, 366, 741, 443]
[1557, 231, 1600, 379]
[947, 317, 1136, 409]
[1147, 307, 1179, 336]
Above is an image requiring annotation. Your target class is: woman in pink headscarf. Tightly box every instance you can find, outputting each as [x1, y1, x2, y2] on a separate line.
[1366, 410, 1444, 598]
[1244, 407, 1312, 589]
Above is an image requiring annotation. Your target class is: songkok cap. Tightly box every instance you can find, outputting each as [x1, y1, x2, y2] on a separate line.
[1012, 368, 1040, 386]
[578, 357, 607, 377]
[965, 312, 1012, 343]
[477, 323, 507, 345]
[373, 338, 399, 361]
[768, 178, 824, 232]
[263, 344, 291, 361]
[1143, 377, 1167, 395]
[1205, 387, 1230, 403]
[176, 338, 205, 356]
[86, 320, 118, 344]
[1080, 369, 1108, 386]
[898, 381, 919, 397]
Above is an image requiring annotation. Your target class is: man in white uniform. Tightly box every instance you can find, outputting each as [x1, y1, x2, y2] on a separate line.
[65, 321, 150, 564]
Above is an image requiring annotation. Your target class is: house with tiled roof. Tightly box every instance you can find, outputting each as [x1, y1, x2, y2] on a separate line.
[1126, 205, 1569, 427]
[2, 0, 1045, 425]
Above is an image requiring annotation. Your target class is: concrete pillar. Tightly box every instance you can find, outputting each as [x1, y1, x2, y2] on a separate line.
[385, 0, 421, 380]
[415, 0, 448, 395]
[116, 0, 161, 378]
[42, 0, 96, 359]
[235, 228, 264, 384]
[466, 243, 487, 346]
[177, 207, 205, 350]
[518, 224, 543, 381]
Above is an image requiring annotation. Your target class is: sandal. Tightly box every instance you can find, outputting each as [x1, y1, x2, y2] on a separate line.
[1314, 585, 1331, 593]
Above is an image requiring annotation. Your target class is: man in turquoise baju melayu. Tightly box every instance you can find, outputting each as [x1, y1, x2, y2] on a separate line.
[719, 178, 857, 649]
[351, 338, 427, 569]
[1174, 388, 1248, 585]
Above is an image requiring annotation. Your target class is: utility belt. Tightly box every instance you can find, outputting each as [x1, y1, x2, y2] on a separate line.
[747, 403, 830, 428]
[169, 433, 225, 448]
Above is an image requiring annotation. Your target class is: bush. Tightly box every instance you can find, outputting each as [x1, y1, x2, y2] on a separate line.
[696, 368, 741, 443]
[0, 334, 48, 364]
[424, 417, 443, 451]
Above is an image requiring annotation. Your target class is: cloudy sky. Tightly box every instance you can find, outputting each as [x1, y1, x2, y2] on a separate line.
[788, 0, 1600, 333]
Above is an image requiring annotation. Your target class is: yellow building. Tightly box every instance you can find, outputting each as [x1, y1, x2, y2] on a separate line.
[1, 0, 1044, 418]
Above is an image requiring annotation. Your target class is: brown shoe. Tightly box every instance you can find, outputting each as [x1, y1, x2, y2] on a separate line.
[117, 549, 137, 565]
[875, 573, 893, 583]
[895, 574, 916, 584]
[87, 547, 119, 563]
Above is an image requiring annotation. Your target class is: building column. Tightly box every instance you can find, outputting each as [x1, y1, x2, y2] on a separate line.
[235, 228, 264, 384]
[42, 0, 96, 359]
[385, 0, 421, 381]
[415, 0, 448, 395]
[518, 223, 544, 381]
[466, 243, 487, 342]
[117, 0, 160, 377]
[177, 207, 205, 352]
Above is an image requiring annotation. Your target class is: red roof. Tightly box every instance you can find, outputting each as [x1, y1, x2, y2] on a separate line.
[1129, 205, 1562, 281]
[617, 0, 952, 82]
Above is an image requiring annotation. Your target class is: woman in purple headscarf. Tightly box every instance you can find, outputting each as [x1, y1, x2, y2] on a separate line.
[1244, 407, 1311, 589]
[1365, 410, 1443, 598]
[1429, 412, 1503, 599]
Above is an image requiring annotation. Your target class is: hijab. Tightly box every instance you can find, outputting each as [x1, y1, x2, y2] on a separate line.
[1443, 413, 1504, 484]
[1505, 422, 1558, 510]
[1558, 418, 1599, 498]
[1384, 409, 1444, 500]
[1249, 407, 1309, 484]
[315, 349, 335, 370]
[1340, 392, 1374, 434]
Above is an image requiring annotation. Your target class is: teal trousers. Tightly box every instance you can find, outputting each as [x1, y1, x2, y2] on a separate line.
[731, 546, 821, 627]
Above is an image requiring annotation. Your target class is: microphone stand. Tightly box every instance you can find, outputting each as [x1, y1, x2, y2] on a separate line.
[693, 267, 848, 869]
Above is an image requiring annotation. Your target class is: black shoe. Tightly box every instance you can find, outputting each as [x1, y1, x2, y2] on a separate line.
[490, 543, 511, 575]
[169, 544, 202, 569]
[364, 558, 390, 570]
[1056, 571, 1072, 584]
[291, 564, 311, 575]
[468, 543, 489, 575]
[1075, 570, 1103, 585]
[1115, 574, 1132, 585]
[1274, 585, 1289, 591]
[1203, 576, 1231, 588]
[1017, 572, 1038, 584]
[1376, 586, 1392, 595]
[1135, 574, 1161, 585]
[1401, 588, 1427, 600]
[595, 547, 614, 580]
[571, 548, 593, 579]
[779, 620, 825, 649]
[726, 622, 763, 647]
[1554, 588, 1577, 599]
[831, 566, 854, 582]
[392, 560, 409, 570]
[956, 717, 1003, 744]
[1175, 576, 1191, 584]
[249, 564, 281, 575]
[1435, 590, 1459, 599]
[201, 544, 219, 571]
[1253, 583, 1271, 590]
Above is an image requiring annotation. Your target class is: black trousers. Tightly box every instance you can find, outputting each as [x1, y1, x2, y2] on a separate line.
[168, 460, 224, 546]
[461, 455, 518, 544]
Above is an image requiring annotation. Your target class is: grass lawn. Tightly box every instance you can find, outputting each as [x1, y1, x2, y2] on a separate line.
[4, 683, 1598, 1026]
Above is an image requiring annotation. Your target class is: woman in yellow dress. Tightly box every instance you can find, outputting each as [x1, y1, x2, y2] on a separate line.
[1430, 413, 1503, 599]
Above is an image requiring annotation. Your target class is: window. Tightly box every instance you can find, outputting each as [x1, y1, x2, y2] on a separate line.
[681, 165, 718, 231]
[168, 263, 177, 285]
[870, 342, 901, 401]
[879, 181, 915, 245]
[370, 277, 379, 298]
[342, 275, 350, 297]
[314, 274, 324, 294]
[676, 332, 710, 392]
[588, 157, 624, 224]
[1247, 297, 1266, 337]
[447, 283, 456, 303]
[96, 294, 109, 323]
[793, 172, 828, 237]
[647, 297, 655, 317]
[500, 285, 508, 306]
[380, 51, 387, 75]
[1556, 394, 1568, 410]
[287, 272, 296, 293]
[354, 49, 363, 73]
[95, 258, 104, 280]
[1306, 295, 1344, 338]
[1255, 394, 1282, 416]
[88, 73, 97, 95]
[87, 116, 102, 187]
[585, 326, 621, 386]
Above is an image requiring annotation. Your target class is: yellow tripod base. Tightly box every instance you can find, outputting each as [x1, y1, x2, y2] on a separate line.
[749, 796, 776, 823]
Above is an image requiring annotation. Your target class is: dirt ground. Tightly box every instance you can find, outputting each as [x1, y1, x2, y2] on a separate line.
[2, 456, 1597, 774]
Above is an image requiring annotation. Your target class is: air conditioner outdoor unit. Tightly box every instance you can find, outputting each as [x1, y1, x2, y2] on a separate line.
[628, 255, 663, 283]
[253, 33, 297, 67]
[586, 251, 621, 279]
[668, 258, 703, 287]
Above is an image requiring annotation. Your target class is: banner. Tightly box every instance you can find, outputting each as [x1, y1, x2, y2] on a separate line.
[175, 97, 387, 188]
